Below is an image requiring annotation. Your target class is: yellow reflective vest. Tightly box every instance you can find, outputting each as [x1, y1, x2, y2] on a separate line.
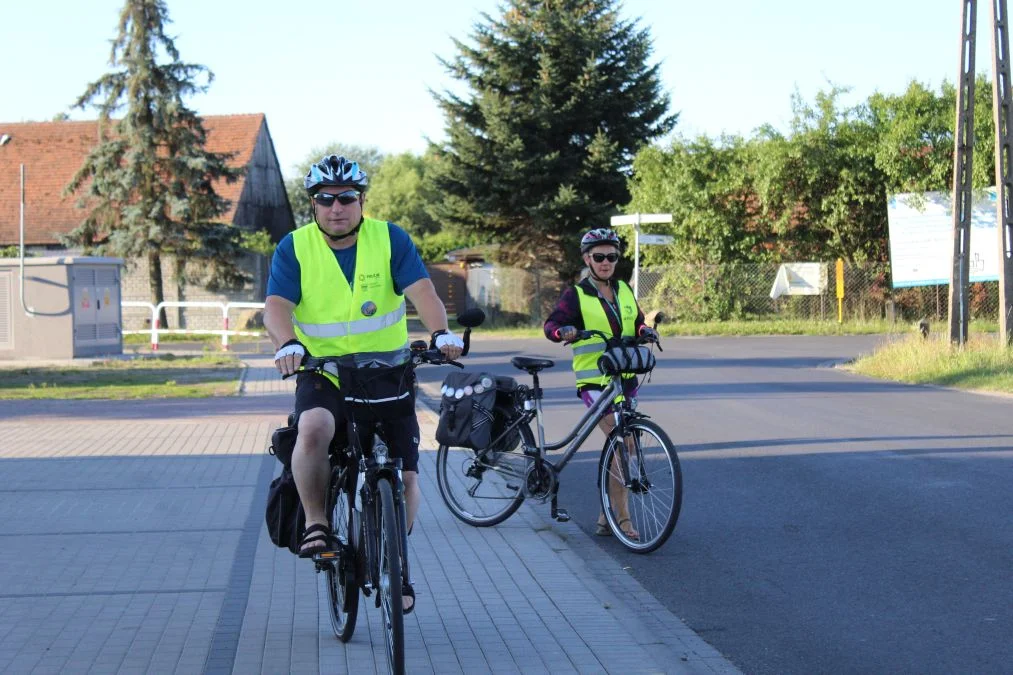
[291, 217, 408, 387]
[571, 280, 637, 390]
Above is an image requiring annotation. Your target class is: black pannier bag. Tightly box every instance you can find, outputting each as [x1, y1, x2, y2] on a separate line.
[435, 371, 498, 449]
[265, 467, 305, 554]
[337, 361, 416, 423]
[490, 376, 521, 453]
[268, 424, 298, 469]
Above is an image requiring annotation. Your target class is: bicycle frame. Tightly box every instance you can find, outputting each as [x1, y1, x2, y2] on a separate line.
[343, 417, 410, 601]
[492, 371, 639, 473]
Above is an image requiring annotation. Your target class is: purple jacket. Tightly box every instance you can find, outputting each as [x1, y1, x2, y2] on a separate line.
[544, 278, 646, 342]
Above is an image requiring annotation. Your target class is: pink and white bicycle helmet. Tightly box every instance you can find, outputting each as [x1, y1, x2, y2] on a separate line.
[580, 227, 621, 254]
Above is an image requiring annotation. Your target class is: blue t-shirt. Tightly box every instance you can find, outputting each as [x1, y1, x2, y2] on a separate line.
[267, 222, 429, 304]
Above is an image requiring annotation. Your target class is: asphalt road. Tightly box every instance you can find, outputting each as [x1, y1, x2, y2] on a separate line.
[416, 334, 1013, 675]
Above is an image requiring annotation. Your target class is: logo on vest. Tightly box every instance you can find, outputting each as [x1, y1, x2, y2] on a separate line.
[361, 300, 378, 317]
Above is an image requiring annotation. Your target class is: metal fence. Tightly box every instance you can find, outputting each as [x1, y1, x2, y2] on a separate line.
[464, 262, 1002, 327]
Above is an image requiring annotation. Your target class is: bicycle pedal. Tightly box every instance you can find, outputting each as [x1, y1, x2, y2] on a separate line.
[312, 550, 340, 569]
[554, 509, 570, 523]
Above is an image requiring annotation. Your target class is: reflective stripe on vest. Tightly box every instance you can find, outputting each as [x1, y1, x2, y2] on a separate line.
[296, 302, 406, 338]
[571, 280, 637, 389]
[291, 217, 408, 386]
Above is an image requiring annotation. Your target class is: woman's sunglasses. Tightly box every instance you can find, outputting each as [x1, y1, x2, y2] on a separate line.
[590, 252, 620, 263]
[312, 190, 360, 207]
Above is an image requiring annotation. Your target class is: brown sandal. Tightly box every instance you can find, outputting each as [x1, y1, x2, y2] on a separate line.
[617, 518, 640, 541]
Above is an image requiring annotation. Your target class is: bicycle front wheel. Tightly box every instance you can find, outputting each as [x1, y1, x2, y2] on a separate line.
[377, 477, 405, 675]
[599, 417, 682, 553]
[325, 469, 358, 641]
[435, 424, 532, 527]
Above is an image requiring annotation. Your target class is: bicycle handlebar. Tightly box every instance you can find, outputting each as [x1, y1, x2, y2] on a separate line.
[570, 328, 663, 352]
[279, 307, 485, 379]
[283, 348, 464, 380]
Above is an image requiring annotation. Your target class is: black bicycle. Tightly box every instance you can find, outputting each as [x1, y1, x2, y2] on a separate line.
[287, 311, 480, 674]
[435, 329, 682, 553]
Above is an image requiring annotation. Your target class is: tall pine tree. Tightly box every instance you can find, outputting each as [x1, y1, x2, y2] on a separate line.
[428, 0, 675, 275]
[64, 0, 245, 323]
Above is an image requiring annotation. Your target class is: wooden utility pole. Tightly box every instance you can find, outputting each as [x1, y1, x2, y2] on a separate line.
[991, 0, 1013, 343]
[950, 0, 976, 345]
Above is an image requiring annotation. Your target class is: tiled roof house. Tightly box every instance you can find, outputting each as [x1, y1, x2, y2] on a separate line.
[0, 114, 294, 328]
[0, 113, 292, 247]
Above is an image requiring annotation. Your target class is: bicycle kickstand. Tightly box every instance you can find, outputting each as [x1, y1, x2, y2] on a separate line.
[550, 492, 570, 523]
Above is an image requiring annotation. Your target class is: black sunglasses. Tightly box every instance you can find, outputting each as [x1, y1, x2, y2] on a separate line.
[591, 252, 619, 263]
[312, 190, 360, 207]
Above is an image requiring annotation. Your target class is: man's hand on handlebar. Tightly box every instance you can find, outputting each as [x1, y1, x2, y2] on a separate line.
[433, 330, 464, 361]
[274, 339, 306, 377]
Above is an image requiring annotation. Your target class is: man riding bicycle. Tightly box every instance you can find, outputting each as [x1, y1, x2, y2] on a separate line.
[264, 154, 463, 614]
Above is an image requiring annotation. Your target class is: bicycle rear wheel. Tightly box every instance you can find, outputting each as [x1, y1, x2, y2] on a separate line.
[325, 468, 359, 641]
[599, 418, 682, 553]
[377, 477, 405, 675]
[435, 424, 532, 527]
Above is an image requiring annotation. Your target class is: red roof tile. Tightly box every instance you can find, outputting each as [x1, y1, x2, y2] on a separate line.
[0, 113, 265, 246]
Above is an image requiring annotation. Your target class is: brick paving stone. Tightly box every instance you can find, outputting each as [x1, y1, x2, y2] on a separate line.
[0, 355, 741, 675]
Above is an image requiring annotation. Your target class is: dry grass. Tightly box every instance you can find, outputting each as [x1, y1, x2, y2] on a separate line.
[844, 334, 1013, 393]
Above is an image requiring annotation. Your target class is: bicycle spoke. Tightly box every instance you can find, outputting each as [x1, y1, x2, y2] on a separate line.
[437, 443, 529, 527]
[601, 419, 682, 553]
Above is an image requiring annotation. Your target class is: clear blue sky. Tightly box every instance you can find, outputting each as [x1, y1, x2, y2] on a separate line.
[0, 1, 978, 178]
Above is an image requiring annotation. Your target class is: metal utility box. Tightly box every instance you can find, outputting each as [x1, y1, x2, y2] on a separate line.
[0, 256, 124, 360]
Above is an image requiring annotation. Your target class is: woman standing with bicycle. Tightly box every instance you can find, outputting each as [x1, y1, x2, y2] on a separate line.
[544, 228, 659, 540]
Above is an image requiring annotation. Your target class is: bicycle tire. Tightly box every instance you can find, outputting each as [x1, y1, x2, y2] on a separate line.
[435, 422, 533, 527]
[325, 468, 359, 641]
[377, 477, 405, 675]
[599, 417, 682, 553]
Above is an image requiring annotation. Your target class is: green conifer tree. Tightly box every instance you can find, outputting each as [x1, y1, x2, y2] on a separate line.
[64, 0, 245, 324]
[428, 0, 676, 275]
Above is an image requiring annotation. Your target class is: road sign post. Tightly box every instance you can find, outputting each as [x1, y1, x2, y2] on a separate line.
[836, 258, 845, 323]
[609, 213, 673, 298]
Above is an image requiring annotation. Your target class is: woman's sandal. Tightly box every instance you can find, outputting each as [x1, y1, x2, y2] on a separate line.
[402, 582, 415, 615]
[617, 518, 640, 541]
[298, 523, 337, 558]
[594, 522, 612, 536]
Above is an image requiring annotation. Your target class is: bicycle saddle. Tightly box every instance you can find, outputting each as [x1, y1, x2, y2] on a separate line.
[510, 356, 555, 372]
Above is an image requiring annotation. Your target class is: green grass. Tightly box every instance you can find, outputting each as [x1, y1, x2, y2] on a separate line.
[0, 354, 243, 400]
[657, 318, 899, 336]
[123, 332, 263, 345]
[469, 319, 902, 339]
[845, 334, 1013, 394]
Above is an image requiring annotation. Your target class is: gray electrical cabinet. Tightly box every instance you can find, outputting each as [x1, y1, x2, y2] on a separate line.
[0, 256, 124, 360]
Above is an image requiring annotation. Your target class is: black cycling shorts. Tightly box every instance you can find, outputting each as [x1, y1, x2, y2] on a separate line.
[294, 372, 421, 472]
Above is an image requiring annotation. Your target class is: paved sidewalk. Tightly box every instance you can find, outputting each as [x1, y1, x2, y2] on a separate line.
[0, 355, 741, 674]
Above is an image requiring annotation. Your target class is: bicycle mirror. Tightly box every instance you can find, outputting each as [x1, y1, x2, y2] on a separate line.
[456, 308, 486, 328]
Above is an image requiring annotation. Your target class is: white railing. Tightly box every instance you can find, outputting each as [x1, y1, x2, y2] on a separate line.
[122, 300, 266, 350]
